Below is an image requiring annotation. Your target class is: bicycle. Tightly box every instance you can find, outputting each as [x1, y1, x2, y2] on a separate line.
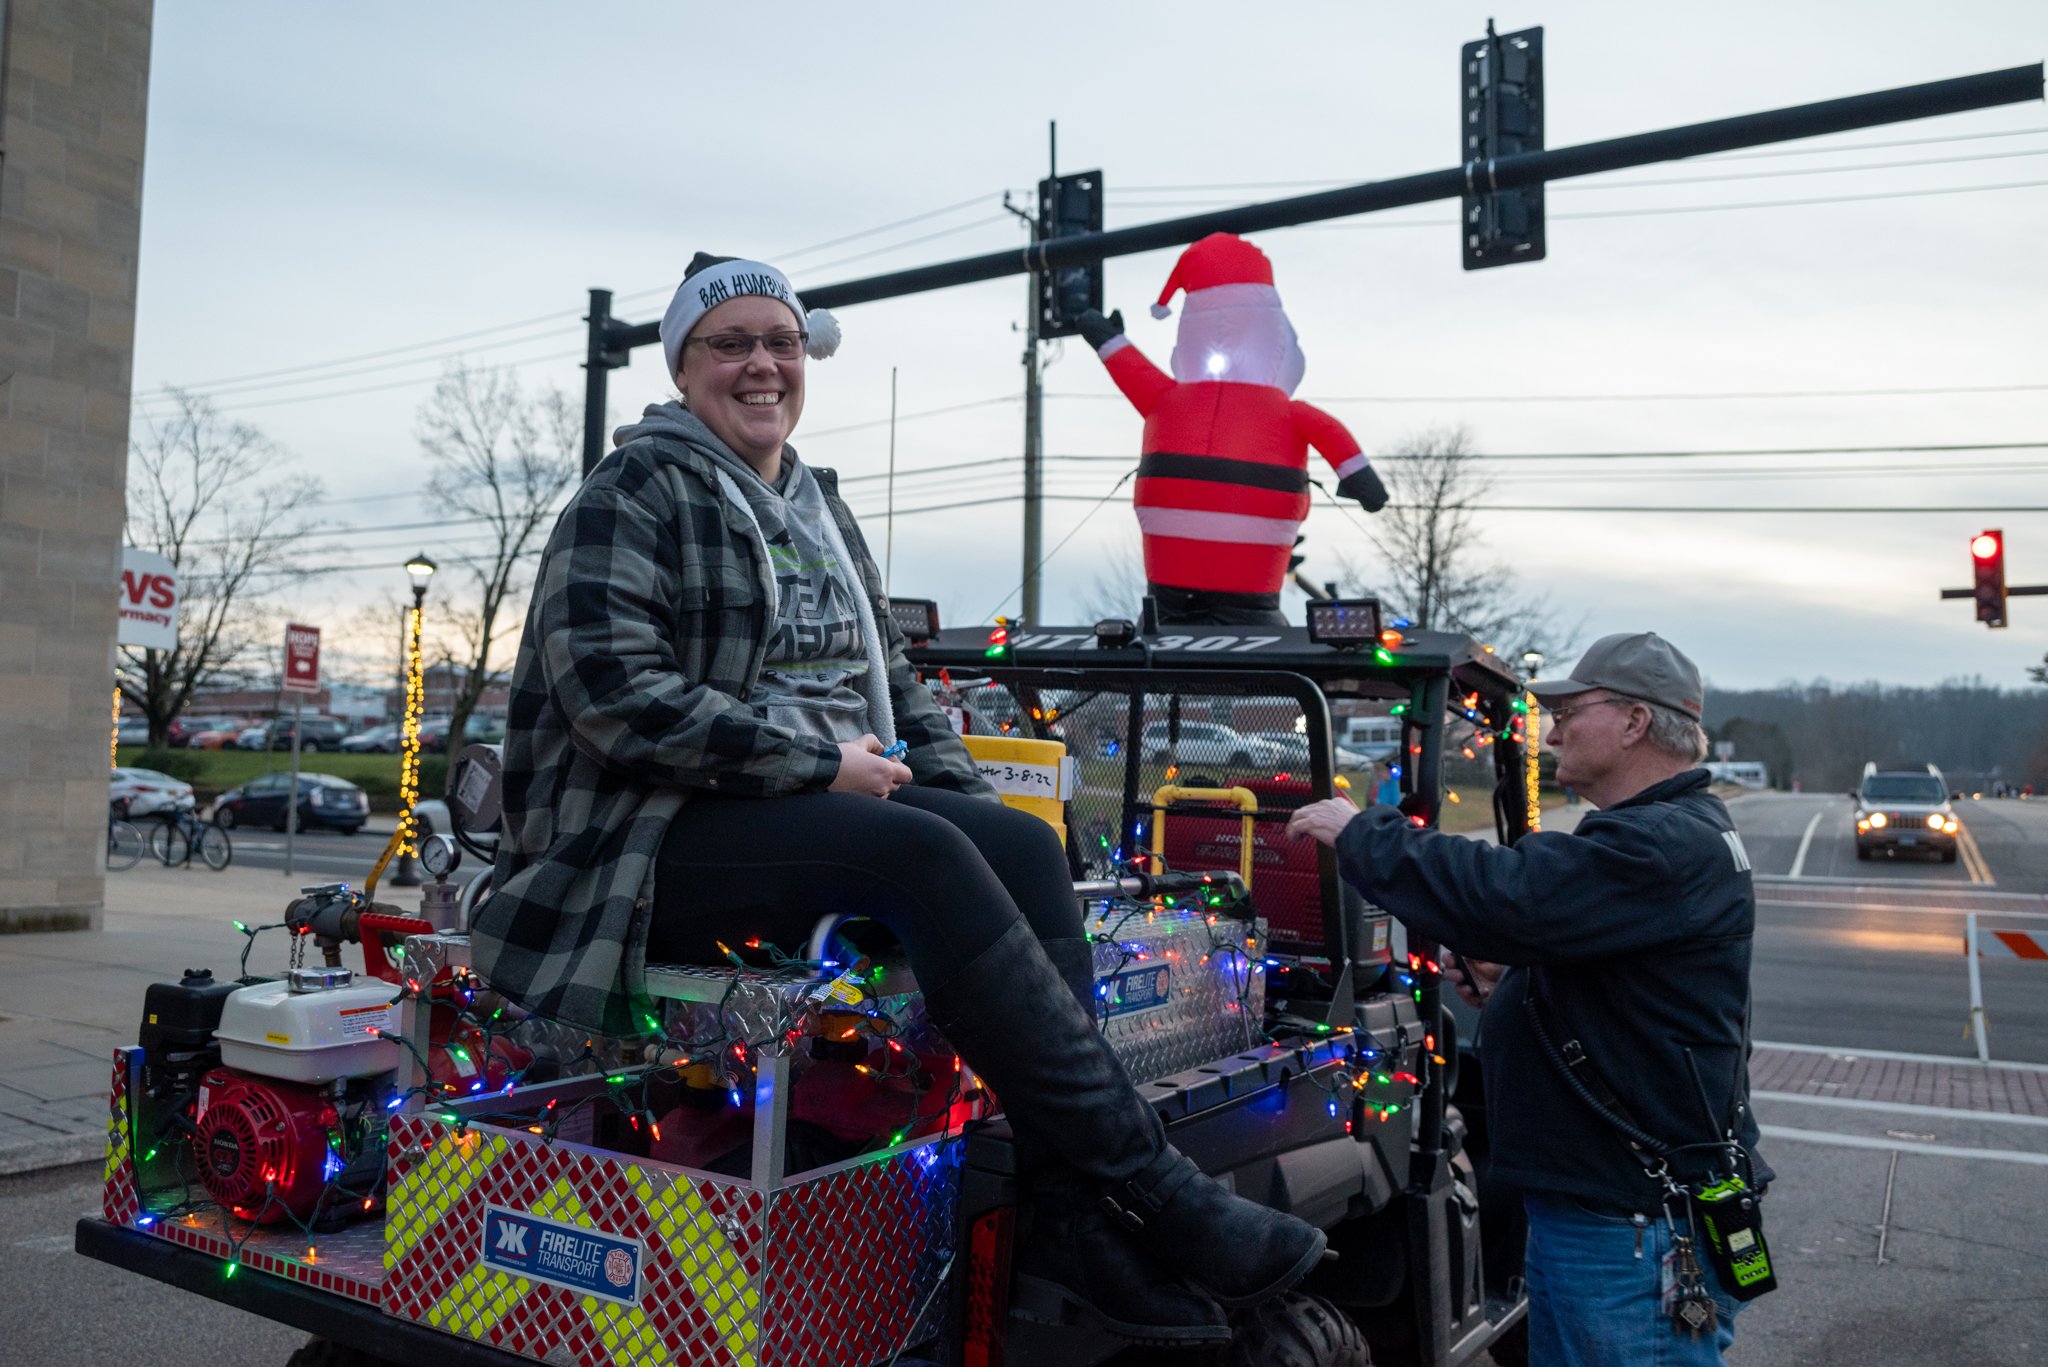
[146, 807, 233, 871]
[107, 808, 145, 872]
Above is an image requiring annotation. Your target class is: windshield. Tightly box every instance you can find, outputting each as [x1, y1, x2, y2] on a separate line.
[1862, 775, 1945, 804]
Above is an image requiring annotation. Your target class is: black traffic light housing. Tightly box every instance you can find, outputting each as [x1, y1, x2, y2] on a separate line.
[1461, 22, 1546, 270]
[1972, 529, 2008, 627]
[1036, 170, 1104, 338]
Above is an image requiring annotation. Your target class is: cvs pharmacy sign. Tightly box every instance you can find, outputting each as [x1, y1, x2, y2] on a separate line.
[118, 548, 180, 651]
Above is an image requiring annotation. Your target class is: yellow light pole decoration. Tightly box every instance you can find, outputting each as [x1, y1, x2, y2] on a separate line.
[393, 552, 436, 888]
[111, 679, 122, 769]
[1519, 652, 1544, 836]
[1523, 692, 1542, 834]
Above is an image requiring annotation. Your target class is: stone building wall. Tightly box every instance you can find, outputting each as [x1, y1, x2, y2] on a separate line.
[0, 0, 153, 931]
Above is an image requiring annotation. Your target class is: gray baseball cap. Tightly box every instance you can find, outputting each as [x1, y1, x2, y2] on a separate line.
[1527, 632, 1704, 720]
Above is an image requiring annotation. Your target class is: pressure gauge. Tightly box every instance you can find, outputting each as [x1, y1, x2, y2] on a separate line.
[420, 833, 461, 880]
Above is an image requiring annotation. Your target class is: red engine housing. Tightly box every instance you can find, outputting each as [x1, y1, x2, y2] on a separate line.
[193, 1067, 337, 1223]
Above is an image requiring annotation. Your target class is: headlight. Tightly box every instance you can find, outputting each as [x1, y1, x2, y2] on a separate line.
[1856, 819, 1869, 832]
[307, 789, 323, 806]
[1943, 817, 1959, 833]
[1927, 813, 1945, 829]
[1869, 812, 1887, 829]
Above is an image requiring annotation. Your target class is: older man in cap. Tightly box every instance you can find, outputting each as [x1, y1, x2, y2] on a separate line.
[1287, 632, 1773, 1367]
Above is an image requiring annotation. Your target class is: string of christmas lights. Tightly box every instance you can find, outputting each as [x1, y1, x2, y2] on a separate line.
[397, 602, 425, 859]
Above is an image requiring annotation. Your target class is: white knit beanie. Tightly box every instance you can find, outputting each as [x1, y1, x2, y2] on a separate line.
[659, 253, 842, 378]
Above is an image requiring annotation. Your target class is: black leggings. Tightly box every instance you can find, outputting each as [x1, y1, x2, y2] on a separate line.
[646, 786, 1081, 994]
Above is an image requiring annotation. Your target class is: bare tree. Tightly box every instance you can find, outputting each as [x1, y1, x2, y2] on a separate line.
[416, 365, 579, 749]
[1076, 531, 1148, 624]
[1333, 425, 1577, 659]
[120, 389, 320, 744]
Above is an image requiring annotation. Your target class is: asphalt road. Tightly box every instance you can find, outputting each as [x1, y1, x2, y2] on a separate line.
[5, 1164, 305, 1367]
[1728, 792, 2048, 1065]
[175, 824, 487, 890]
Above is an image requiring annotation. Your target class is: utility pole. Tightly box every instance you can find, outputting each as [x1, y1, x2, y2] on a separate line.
[1014, 124, 1056, 623]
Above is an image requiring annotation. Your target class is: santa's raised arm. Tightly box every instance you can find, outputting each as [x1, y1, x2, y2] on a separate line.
[1078, 233, 1387, 628]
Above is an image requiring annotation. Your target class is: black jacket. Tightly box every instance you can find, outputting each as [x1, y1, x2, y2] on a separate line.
[1335, 769, 1772, 1207]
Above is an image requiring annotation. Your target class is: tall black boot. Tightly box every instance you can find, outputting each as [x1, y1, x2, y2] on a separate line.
[927, 919, 1325, 1314]
[1037, 936, 1099, 1017]
[1008, 936, 1230, 1346]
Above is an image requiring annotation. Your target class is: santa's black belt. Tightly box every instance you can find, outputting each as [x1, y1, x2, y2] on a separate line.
[1137, 452, 1310, 494]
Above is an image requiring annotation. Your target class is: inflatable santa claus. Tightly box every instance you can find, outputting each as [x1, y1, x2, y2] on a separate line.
[1079, 232, 1386, 626]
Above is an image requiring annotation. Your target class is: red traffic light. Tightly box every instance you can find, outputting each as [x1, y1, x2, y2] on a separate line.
[1972, 529, 2007, 628]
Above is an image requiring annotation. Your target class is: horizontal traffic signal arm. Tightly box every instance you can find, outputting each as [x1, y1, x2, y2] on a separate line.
[599, 65, 2038, 345]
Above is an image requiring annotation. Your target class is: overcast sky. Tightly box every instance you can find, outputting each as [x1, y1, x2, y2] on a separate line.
[129, 3, 2047, 696]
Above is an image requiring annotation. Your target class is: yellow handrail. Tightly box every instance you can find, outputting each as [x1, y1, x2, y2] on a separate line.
[1149, 784, 1259, 887]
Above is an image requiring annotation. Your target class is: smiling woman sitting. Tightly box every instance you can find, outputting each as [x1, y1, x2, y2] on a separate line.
[469, 252, 1324, 1346]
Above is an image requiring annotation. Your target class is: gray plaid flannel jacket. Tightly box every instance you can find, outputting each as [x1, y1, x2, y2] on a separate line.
[471, 425, 994, 1034]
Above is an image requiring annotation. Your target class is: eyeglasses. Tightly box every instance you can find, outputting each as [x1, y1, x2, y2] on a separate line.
[687, 331, 809, 362]
[1547, 696, 1636, 728]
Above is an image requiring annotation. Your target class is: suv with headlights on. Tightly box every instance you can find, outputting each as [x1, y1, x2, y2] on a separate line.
[1855, 763, 1958, 862]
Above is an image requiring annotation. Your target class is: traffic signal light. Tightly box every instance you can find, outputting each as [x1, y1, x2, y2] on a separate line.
[1036, 170, 1103, 338]
[1972, 529, 2007, 627]
[1460, 23, 1545, 270]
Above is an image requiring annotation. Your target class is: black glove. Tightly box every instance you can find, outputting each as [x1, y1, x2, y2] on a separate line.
[1076, 308, 1126, 350]
[1337, 466, 1389, 513]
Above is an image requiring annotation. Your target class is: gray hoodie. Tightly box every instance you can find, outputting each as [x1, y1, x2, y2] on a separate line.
[611, 402, 893, 748]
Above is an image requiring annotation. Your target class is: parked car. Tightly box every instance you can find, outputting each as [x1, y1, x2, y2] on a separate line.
[234, 724, 272, 750]
[418, 715, 507, 753]
[184, 718, 250, 750]
[212, 772, 370, 834]
[259, 716, 351, 752]
[109, 768, 196, 819]
[1244, 729, 1386, 774]
[338, 723, 400, 753]
[115, 720, 152, 746]
[1137, 719, 1292, 768]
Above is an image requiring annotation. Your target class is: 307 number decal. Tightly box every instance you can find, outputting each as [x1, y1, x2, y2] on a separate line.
[1002, 633, 1282, 653]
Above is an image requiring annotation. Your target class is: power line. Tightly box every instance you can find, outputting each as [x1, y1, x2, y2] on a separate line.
[853, 492, 2048, 518]
[1553, 177, 2048, 222]
[1300, 177, 2048, 232]
[1429, 440, 2048, 462]
[1700, 124, 2048, 161]
[1106, 146, 2048, 207]
[1465, 503, 2048, 514]
[1033, 441, 2047, 463]
[135, 348, 584, 417]
[135, 192, 1006, 406]
[794, 213, 1017, 277]
[148, 308, 588, 393]
[1301, 383, 2047, 404]
[800, 393, 1019, 441]
[1103, 127, 2048, 192]
[770, 192, 1001, 261]
[129, 164, 2048, 425]
[133, 320, 583, 408]
[1051, 381, 2048, 406]
[1554, 145, 2048, 192]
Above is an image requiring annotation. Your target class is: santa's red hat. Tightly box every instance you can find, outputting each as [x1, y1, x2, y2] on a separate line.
[1151, 233, 1276, 319]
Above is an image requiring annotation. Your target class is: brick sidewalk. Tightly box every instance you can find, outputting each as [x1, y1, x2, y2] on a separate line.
[1750, 1045, 2048, 1116]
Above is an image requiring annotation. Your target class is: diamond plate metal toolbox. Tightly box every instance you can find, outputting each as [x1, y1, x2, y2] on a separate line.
[1087, 905, 1267, 1085]
[379, 1107, 964, 1367]
[383, 933, 973, 1367]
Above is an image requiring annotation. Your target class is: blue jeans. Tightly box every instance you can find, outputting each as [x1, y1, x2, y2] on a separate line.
[1523, 1193, 1743, 1367]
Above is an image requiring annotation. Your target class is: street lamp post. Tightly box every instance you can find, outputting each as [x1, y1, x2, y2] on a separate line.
[391, 552, 436, 887]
